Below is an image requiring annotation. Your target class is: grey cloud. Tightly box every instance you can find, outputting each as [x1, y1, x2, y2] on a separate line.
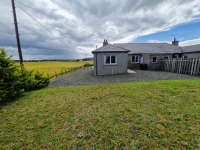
[0, 0, 200, 59]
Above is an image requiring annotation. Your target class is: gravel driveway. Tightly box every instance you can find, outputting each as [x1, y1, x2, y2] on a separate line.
[49, 68, 199, 87]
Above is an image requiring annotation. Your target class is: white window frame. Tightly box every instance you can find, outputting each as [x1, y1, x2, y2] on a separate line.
[152, 56, 158, 63]
[131, 55, 140, 63]
[104, 55, 117, 65]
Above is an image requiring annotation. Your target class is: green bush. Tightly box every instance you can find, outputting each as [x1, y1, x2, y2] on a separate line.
[84, 63, 93, 67]
[0, 48, 50, 103]
[20, 69, 50, 91]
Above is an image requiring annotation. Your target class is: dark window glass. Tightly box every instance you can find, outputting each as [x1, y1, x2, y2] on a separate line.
[106, 56, 110, 64]
[135, 56, 138, 62]
[111, 55, 116, 63]
[132, 56, 139, 63]
[152, 57, 157, 62]
[164, 57, 168, 60]
[132, 56, 135, 63]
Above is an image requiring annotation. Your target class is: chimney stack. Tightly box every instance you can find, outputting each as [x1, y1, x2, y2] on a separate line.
[105, 40, 108, 45]
[172, 38, 179, 46]
[103, 39, 108, 46]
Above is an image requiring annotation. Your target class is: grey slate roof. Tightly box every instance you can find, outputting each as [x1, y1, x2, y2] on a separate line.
[92, 43, 130, 53]
[182, 44, 200, 53]
[114, 43, 182, 54]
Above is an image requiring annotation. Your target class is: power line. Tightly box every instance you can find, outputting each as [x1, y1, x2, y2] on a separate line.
[15, 1, 101, 46]
[15, 1, 48, 16]
[14, 1, 102, 54]
[15, 1, 97, 37]
[15, 0, 75, 25]
[15, 3, 75, 49]
[15, 4, 53, 35]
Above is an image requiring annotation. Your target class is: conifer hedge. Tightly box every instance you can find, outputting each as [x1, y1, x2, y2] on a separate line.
[0, 48, 50, 103]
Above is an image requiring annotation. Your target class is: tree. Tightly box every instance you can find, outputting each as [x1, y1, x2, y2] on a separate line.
[0, 48, 50, 103]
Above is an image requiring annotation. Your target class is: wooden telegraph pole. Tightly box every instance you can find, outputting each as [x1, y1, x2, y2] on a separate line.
[11, 0, 24, 67]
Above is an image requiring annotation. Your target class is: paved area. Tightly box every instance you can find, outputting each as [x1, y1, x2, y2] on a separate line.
[49, 68, 199, 87]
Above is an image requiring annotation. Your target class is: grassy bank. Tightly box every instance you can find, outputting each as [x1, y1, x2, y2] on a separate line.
[22, 61, 93, 77]
[0, 80, 200, 149]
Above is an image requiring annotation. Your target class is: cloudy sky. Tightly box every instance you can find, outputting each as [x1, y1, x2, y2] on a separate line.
[0, 0, 200, 60]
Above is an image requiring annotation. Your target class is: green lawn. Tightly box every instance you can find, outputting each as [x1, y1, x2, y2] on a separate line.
[0, 80, 200, 149]
[21, 61, 93, 77]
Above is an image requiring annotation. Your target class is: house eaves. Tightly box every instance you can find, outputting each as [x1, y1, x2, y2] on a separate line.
[92, 43, 130, 53]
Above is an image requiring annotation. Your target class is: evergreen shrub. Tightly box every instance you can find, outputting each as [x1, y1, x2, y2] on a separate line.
[0, 48, 50, 103]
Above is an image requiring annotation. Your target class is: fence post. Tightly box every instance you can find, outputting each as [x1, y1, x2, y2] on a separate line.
[193, 57, 198, 76]
[176, 58, 180, 73]
[190, 58, 194, 75]
[172, 58, 175, 72]
[196, 57, 200, 76]
[55, 71, 57, 78]
[183, 58, 186, 74]
[162, 57, 200, 76]
[168, 59, 171, 72]
[186, 58, 189, 74]
[164, 60, 167, 71]
[172, 59, 175, 72]
[178, 58, 182, 74]
[166, 59, 169, 72]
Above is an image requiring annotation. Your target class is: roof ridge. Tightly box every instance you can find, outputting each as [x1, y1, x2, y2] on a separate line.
[114, 43, 169, 44]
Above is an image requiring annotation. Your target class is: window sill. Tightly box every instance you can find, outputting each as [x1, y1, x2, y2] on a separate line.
[131, 62, 139, 64]
[104, 64, 117, 66]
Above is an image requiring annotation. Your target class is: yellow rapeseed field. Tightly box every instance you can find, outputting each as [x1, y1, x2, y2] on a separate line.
[22, 61, 93, 77]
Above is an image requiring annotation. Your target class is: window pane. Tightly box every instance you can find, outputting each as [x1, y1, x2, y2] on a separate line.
[132, 56, 139, 63]
[106, 56, 110, 64]
[164, 57, 168, 60]
[132, 56, 135, 63]
[153, 57, 157, 62]
[111, 55, 116, 63]
[135, 56, 138, 62]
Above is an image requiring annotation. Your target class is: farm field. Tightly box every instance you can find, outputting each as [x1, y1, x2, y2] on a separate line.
[0, 80, 200, 149]
[22, 61, 93, 77]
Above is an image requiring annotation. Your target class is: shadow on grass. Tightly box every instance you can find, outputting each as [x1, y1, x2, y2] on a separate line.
[0, 94, 24, 109]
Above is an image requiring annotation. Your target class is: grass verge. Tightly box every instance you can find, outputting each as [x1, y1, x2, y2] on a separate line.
[0, 80, 200, 149]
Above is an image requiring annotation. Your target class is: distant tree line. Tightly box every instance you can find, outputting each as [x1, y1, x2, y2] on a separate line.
[15, 58, 94, 62]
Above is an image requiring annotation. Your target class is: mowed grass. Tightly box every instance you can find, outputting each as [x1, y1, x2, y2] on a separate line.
[0, 80, 200, 149]
[22, 61, 93, 77]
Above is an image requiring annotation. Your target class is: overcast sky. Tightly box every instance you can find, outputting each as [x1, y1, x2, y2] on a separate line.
[0, 0, 200, 60]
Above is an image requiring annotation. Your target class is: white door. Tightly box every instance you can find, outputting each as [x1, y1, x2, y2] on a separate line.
[140, 56, 143, 64]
